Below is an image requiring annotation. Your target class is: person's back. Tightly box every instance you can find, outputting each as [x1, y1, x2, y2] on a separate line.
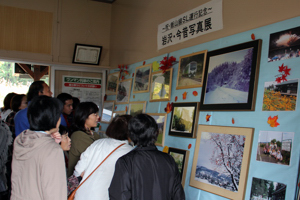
[109, 114, 185, 200]
[11, 96, 67, 200]
[11, 130, 66, 200]
[73, 115, 133, 200]
[74, 138, 133, 200]
[110, 145, 184, 200]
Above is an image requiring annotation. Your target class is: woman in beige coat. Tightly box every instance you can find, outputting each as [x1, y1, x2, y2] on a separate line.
[11, 96, 67, 200]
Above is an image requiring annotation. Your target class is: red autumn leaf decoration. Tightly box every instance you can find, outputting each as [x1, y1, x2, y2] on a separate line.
[281, 74, 287, 82]
[175, 96, 178, 102]
[188, 144, 192, 149]
[275, 63, 291, 83]
[182, 92, 187, 100]
[283, 67, 291, 76]
[267, 115, 280, 127]
[159, 56, 176, 73]
[115, 106, 117, 110]
[278, 64, 285, 73]
[143, 61, 146, 65]
[232, 118, 235, 124]
[251, 33, 255, 40]
[132, 73, 134, 77]
[193, 91, 198, 96]
[206, 114, 211, 122]
[164, 102, 173, 114]
[275, 76, 282, 83]
[125, 106, 128, 113]
[117, 64, 129, 80]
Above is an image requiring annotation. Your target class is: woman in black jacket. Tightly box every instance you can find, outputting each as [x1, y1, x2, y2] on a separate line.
[109, 114, 185, 200]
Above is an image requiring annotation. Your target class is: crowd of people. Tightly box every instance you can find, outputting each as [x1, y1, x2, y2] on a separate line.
[0, 80, 185, 200]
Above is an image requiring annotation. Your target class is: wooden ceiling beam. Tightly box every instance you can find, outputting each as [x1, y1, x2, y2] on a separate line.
[17, 63, 34, 80]
[17, 63, 49, 81]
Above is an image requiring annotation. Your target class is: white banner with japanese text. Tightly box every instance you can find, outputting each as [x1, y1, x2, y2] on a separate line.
[157, 0, 223, 50]
[62, 75, 102, 107]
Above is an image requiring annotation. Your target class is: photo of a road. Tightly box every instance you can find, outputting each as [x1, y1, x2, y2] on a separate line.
[205, 86, 248, 104]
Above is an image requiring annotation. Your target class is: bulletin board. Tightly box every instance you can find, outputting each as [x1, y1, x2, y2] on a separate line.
[103, 16, 300, 200]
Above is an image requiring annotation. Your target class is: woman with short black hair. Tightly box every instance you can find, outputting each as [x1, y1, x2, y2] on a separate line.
[72, 115, 133, 200]
[11, 96, 67, 200]
[68, 102, 101, 177]
[109, 114, 185, 200]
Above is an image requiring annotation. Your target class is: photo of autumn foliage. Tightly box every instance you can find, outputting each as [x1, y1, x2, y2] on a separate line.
[262, 79, 298, 111]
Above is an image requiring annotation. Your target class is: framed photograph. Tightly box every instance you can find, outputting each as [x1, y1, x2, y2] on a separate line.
[190, 125, 254, 200]
[116, 78, 132, 104]
[72, 43, 102, 65]
[129, 101, 147, 117]
[133, 64, 152, 93]
[168, 147, 189, 186]
[113, 110, 126, 118]
[149, 69, 173, 102]
[250, 177, 286, 200]
[100, 101, 114, 123]
[106, 72, 120, 95]
[200, 40, 262, 111]
[169, 102, 199, 138]
[268, 26, 300, 62]
[262, 79, 298, 111]
[147, 113, 167, 147]
[176, 50, 207, 89]
[256, 130, 294, 165]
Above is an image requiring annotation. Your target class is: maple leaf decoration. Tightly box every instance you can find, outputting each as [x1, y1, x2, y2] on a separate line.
[115, 106, 117, 110]
[117, 64, 129, 80]
[251, 33, 255, 40]
[164, 102, 173, 114]
[159, 56, 177, 73]
[267, 115, 280, 127]
[275, 63, 291, 83]
[232, 118, 235, 124]
[182, 92, 187, 100]
[188, 144, 192, 149]
[206, 114, 211, 122]
[175, 96, 178, 102]
[193, 91, 198, 96]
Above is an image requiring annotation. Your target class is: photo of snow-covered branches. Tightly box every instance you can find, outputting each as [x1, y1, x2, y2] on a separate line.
[195, 132, 246, 192]
[204, 48, 254, 104]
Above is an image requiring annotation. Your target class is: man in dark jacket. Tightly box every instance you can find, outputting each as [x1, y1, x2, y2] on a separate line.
[109, 114, 185, 200]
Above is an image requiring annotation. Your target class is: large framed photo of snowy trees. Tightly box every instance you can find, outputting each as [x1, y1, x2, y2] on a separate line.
[190, 125, 254, 200]
[200, 40, 262, 111]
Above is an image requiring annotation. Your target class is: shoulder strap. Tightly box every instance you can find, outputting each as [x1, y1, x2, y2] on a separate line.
[73, 143, 126, 192]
